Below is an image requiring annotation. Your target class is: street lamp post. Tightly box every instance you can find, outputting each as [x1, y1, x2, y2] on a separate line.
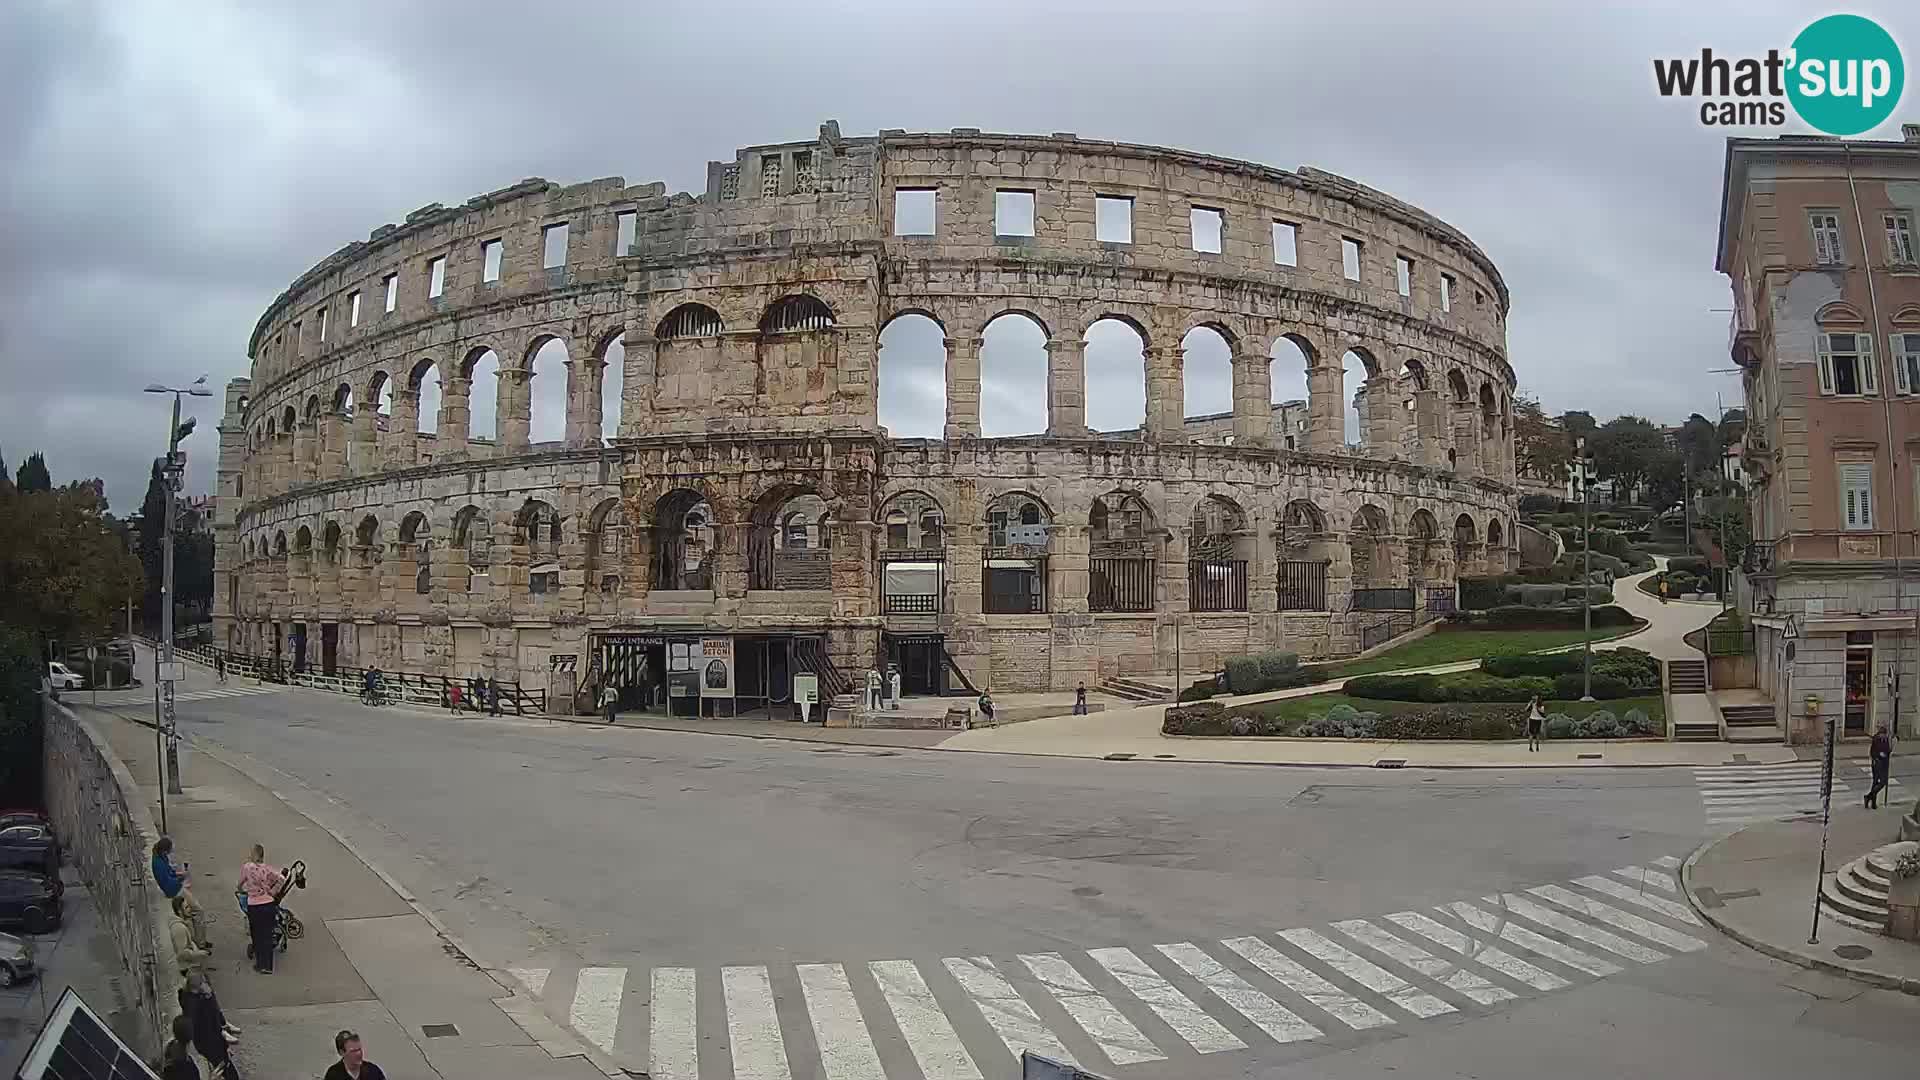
[1577, 437, 1595, 702]
[145, 377, 212, 798]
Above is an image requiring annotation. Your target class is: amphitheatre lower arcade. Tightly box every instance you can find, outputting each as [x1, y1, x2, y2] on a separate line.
[212, 122, 1520, 715]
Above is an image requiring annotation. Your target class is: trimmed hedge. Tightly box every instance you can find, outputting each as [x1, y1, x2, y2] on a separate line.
[1345, 672, 1554, 703]
[1163, 700, 1663, 740]
[1447, 604, 1638, 630]
[1667, 556, 1709, 575]
[1552, 671, 1636, 700]
[1222, 651, 1328, 696]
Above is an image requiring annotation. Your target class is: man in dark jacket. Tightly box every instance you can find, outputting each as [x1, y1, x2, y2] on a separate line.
[1867, 724, 1893, 808]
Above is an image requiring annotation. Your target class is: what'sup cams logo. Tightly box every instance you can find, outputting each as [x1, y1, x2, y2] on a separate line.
[1654, 14, 1904, 134]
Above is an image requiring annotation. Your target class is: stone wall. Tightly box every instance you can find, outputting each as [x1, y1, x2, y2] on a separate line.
[41, 699, 178, 1057]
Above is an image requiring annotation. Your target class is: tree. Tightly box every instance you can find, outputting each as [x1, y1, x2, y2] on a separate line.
[14, 452, 50, 494]
[1512, 396, 1570, 483]
[137, 459, 168, 627]
[1559, 410, 1597, 447]
[1645, 447, 1687, 511]
[1591, 415, 1666, 504]
[0, 480, 144, 648]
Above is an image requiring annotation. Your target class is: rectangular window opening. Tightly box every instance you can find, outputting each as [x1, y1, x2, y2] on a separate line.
[542, 223, 569, 269]
[1096, 195, 1133, 243]
[1842, 461, 1874, 530]
[1341, 237, 1363, 281]
[427, 256, 446, 299]
[760, 155, 783, 198]
[481, 239, 503, 283]
[996, 190, 1036, 237]
[1897, 332, 1920, 395]
[1395, 255, 1413, 297]
[349, 291, 362, 327]
[1190, 207, 1223, 253]
[792, 152, 814, 193]
[615, 211, 637, 255]
[1811, 211, 1845, 265]
[1887, 212, 1917, 265]
[1271, 221, 1297, 266]
[1819, 332, 1876, 396]
[319, 306, 329, 341]
[383, 273, 397, 313]
[291, 321, 301, 355]
[1440, 273, 1455, 312]
[894, 189, 936, 236]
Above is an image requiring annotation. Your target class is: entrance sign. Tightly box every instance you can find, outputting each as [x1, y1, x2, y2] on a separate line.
[794, 672, 819, 720]
[700, 637, 735, 698]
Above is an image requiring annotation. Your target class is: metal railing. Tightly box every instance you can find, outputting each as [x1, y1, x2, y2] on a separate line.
[1351, 587, 1415, 611]
[1278, 560, 1329, 611]
[883, 591, 941, 614]
[1705, 628, 1755, 657]
[1423, 586, 1457, 614]
[1090, 557, 1155, 613]
[1361, 613, 1416, 651]
[171, 642, 547, 713]
[1188, 559, 1249, 612]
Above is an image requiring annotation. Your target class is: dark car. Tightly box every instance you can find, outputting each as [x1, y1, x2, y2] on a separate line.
[0, 822, 57, 875]
[0, 870, 61, 934]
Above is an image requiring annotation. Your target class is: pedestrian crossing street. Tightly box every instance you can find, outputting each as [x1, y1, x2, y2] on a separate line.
[1696, 761, 1906, 831]
[80, 683, 285, 707]
[508, 857, 1705, 1078]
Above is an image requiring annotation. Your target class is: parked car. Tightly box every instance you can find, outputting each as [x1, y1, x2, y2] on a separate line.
[0, 870, 61, 933]
[0, 931, 34, 986]
[0, 821, 57, 875]
[46, 662, 84, 690]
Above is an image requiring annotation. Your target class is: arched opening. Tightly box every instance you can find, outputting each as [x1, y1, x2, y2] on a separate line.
[751, 488, 831, 590]
[600, 334, 625, 444]
[529, 337, 570, 446]
[760, 294, 835, 334]
[658, 303, 723, 340]
[451, 506, 484, 592]
[1084, 317, 1146, 435]
[369, 371, 393, 427]
[758, 295, 840, 410]
[1089, 491, 1158, 611]
[656, 304, 726, 412]
[1486, 518, 1506, 572]
[1181, 325, 1234, 423]
[464, 349, 501, 442]
[1277, 499, 1330, 610]
[1189, 495, 1250, 611]
[984, 492, 1051, 613]
[1407, 508, 1441, 583]
[1270, 335, 1313, 451]
[1349, 504, 1393, 596]
[980, 312, 1048, 437]
[1448, 368, 1470, 402]
[650, 490, 713, 591]
[321, 521, 342, 566]
[517, 500, 562, 595]
[272, 531, 287, 558]
[294, 525, 313, 558]
[1453, 513, 1478, 575]
[353, 516, 380, 578]
[587, 498, 629, 595]
[877, 313, 947, 438]
[879, 491, 946, 614]
[399, 512, 431, 595]
[412, 359, 441, 435]
[1341, 349, 1375, 449]
[280, 405, 296, 435]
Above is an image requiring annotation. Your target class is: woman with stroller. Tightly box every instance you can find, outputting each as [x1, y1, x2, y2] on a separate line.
[238, 843, 287, 974]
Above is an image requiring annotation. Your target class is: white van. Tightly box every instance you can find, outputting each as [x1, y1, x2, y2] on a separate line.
[46, 662, 83, 690]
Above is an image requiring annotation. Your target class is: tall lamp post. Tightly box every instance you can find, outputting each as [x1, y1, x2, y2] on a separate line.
[146, 377, 212, 798]
[1576, 437, 1596, 702]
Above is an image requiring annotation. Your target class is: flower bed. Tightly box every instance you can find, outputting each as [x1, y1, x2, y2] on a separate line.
[1162, 699, 1661, 740]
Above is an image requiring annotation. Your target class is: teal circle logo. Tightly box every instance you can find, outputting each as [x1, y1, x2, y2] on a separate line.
[1787, 15, 1904, 136]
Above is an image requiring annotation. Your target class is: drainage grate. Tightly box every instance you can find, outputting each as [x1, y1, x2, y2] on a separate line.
[1373, 759, 1406, 769]
[1577, 753, 1602, 760]
[1154, 754, 1175, 759]
[422, 1024, 460, 1038]
[1833, 944, 1873, 961]
[1731, 753, 1750, 763]
[1103, 753, 1136, 761]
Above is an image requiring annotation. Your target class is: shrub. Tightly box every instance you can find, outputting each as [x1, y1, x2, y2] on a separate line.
[1482, 653, 1583, 678]
[1508, 583, 1568, 608]
[1518, 494, 1561, 515]
[1345, 674, 1445, 701]
[1543, 713, 1575, 738]
[1177, 684, 1217, 702]
[1464, 604, 1637, 630]
[1161, 701, 1228, 734]
[1550, 671, 1636, 700]
[1373, 704, 1525, 740]
[1459, 575, 1516, 611]
[1623, 707, 1654, 735]
[1224, 657, 1262, 695]
[1583, 709, 1620, 737]
[1346, 672, 1552, 703]
[1256, 650, 1301, 681]
[1325, 703, 1362, 723]
[1668, 556, 1709, 575]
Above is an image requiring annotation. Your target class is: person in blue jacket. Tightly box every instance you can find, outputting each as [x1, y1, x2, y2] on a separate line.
[152, 835, 187, 899]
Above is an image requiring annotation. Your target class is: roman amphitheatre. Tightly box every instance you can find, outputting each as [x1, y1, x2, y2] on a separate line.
[213, 122, 1520, 717]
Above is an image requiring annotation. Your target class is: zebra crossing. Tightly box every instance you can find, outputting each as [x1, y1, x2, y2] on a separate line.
[1695, 761, 1906, 830]
[507, 856, 1704, 1078]
[80, 684, 285, 708]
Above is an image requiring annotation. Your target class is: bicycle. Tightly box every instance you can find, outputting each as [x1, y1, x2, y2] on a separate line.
[360, 684, 386, 707]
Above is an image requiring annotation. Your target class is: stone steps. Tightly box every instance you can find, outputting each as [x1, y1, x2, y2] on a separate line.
[1673, 722, 1722, 743]
[1720, 703, 1779, 744]
[1103, 676, 1173, 702]
[1818, 841, 1919, 934]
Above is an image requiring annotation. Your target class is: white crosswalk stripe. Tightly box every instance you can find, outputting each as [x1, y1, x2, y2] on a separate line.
[513, 859, 1711, 1076]
[1652, 855, 1681, 869]
[1694, 762, 1905, 830]
[85, 684, 285, 706]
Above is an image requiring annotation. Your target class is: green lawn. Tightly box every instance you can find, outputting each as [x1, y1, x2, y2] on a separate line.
[1238, 693, 1666, 729]
[1321, 627, 1639, 678]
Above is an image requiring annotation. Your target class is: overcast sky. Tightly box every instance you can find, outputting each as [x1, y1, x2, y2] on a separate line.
[2, 0, 1910, 510]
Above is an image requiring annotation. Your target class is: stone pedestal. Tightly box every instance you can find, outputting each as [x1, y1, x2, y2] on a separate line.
[1889, 870, 1919, 940]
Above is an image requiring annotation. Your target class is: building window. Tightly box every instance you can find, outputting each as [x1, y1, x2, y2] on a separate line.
[1893, 332, 1920, 395]
[1841, 462, 1874, 530]
[760, 155, 782, 198]
[427, 256, 446, 299]
[1096, 195, 1133, 243]
[1886, 212, 1917, 265]
[1440, 273, 1455, 312]
[349, 291, 362, 327]
[616, 211, 637, 255]
[481, 239, 502, 283]
[996, 190, 1036, 237]
[1190, 207, 1223, 253]
[542, 223, 568, 268]
[1342, 238, 1363, 281]
[318, 305, 328, 342]
[1272, 221, 1297, 266]
[894, 189, 936, 236]
[719, 166, 739, 201]
[383, 273, 397, 313]
[1816, 331, 1877, 396]
[1395, 255, 1413, 297]
[792, 151, 815, 193]
[1810, 211, 1845, 265]
[291, 321, 301, 356]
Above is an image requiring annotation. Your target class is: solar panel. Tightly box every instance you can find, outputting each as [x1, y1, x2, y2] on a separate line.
[13, 987, 160, 1080]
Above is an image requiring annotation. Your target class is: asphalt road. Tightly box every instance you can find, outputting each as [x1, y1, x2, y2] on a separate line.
[96, 661, 1920, 1079]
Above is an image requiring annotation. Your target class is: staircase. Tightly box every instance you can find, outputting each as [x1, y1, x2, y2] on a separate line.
[1818, 841, 1916, 933]
[1667, 659, 1718, 741]
[1720, 702, 1780, 744]
[1668, 658, 1708, 693]
[1102, 676, 1173, 703]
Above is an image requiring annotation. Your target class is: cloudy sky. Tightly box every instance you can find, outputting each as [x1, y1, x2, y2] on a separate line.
[2, 0, 1910, 510]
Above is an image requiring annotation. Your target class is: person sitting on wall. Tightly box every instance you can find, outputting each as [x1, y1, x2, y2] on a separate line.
[977, 691, 994, 722]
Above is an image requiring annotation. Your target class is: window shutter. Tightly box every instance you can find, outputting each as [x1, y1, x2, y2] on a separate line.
[1813, 216, 1835, 263]
[1896, 334, 1913, 395]
[1816, 333, 1836, 394]
[1842, 463, 1874, 529]
[1860, 335, 1878, 394]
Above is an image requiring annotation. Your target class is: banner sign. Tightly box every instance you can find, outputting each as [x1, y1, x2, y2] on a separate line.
[700, 637, 735, 698]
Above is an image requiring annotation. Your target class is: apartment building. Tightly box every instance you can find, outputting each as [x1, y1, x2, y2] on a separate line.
[1721, 124, 1920, 743]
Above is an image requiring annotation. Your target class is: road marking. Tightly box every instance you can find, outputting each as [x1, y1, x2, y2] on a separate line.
[1574, 875, 1700, 924]
[1652, 855, 1681, 869]
[723, 965, 793, 1080]
[1276, 928, 1456, 1018]
[1610, 866, 1676, 894]
[1529, 886, 1708, 952]
[1383, 911, 1569, 992]
[1331, 919, 1515, 1006]
[568, 967, 624, 1055]
[1087, 946, 1244, 1054]
[508, 967, 549, 996]
[943, 956, 1077, 1067]
[868, 960, 982, 1080]
[649, 968, 698, 1080]
[797, 963, 886, 1080]
[1153, 942, 1320, 1044]
[1020, 952, 1163, 1065]
[1491, 894, 1669, 963]
[1220, 935, 1393, 1030]
[1444, 901, 1623, 977]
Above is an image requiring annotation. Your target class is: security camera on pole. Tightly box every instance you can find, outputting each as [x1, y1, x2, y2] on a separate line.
[146, 376, 213, 798]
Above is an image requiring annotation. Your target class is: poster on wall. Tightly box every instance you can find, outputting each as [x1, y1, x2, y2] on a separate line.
[699, 637, 735, 698]
[669, 641, 693, 672]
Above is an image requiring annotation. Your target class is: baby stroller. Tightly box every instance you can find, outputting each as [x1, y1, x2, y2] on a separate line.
[235, 859, 306, 959]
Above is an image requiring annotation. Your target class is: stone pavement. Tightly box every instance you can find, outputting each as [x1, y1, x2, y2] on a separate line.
[80, 701, 608, 1080]
[1683, 803, 1920, 994]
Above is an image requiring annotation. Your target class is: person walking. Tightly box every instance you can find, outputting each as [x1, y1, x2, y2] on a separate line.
[323, 1030, 388, 1080]
[1073, 684, 1089, 715]
[238, 844, 286, 974]
[601, 681, 619, 724]
[487, 676, 502, 715]
[159, 1013, 202, 1080]
[1526, 695, 1545, 752]
[1867, 723, 1893, 808]
[447, 681, 463, 714]
[864, 667, 881, 711]
[215, 654, 226, 684]
[1658, 577, 1669, 604]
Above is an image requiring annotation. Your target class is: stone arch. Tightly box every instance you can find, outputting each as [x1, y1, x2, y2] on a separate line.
[879, 490, 946, 551]
[1407, 508, 1441, 579]
[525, 334, 571, 445]
[598, 332, 625, 445]
[1084, 316, 1147, 434]
[1188, 495, 1248, 561]
[760, 294, 836, 334]
[321, 520, 342, 565]
[515, 499, 561, 556]
[410, 357, 442, 435]
[264, 415, 276, 439]
[272, 530, 287, 557]
[1453, 512, 1477, 550]
[1089, 490, 1158, 613]
[1179, 314, 1248, 351]
[399, 510, 432, 594]
[878, 313, 946, 439]
[1088, 490, 1157, 550]
[1269, 333, 1315, 451]
[985, 490, 1053, 542]
[304, 394, 322, 423]
[1399, 357, 1431, 391]
[1181, 325, 1235, 421]
[1349, 503, 1392, 588]
[294, 524, 313, 555]
[365, 369, 393, 416]
[462, 347, 502, 441]
[650, 489, 715, 592]
[333, 382, 354, 414]
[1815, 301, 1867, 326]
[353, 514, 381, 573]
[984, 490, 1052, 614]
[280, 404, 296, 432]
[748, 484, 832, 589]
[656, 302, 724, 340]
[880, 307, 948, 335]
[980, 311, 1050, 437]
[586, 496, 629, 595]
[450, 504, 485, 591]
[1487, 517, 1505, 549]
[1448, 368, 1471, 401]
